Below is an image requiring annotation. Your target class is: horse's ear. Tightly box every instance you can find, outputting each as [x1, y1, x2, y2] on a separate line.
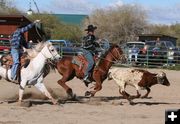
[23, 47, 27, 52]
[47, 41, 52, 46]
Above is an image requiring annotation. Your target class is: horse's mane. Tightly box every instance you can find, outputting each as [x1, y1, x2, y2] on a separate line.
[25, 41, 49, 58]
[34, 42, 47, 52]
[26, 41, 56, 76]
[97, 44, 120, 66]
[43, 60, 56, 78]
[103, 44, 119, 57]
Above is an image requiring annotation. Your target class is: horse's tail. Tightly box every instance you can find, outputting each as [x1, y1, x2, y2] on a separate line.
[0, 55, 3, 80]
[0, 54, 3, 66]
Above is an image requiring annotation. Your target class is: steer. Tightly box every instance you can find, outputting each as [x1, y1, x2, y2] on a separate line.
[108, 68, 170, 104]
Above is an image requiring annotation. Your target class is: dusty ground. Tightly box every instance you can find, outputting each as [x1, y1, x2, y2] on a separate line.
[0, 67, 179, 124]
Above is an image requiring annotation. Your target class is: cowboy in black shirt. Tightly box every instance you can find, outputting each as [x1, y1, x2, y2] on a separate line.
[82, 25, 98, 84]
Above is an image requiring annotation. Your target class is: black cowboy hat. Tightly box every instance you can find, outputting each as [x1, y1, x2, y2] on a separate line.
[85, 25, 97, 31]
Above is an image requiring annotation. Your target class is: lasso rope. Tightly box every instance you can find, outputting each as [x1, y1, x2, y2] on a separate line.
[35, 23, 43, 42]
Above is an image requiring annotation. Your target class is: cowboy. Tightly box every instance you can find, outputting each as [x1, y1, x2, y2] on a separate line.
[82, 24, 99, 83]
[10, 20, 40, 83]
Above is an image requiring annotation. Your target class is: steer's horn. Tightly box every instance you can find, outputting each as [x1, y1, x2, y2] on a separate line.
[161, 71, 166, 77]
[156, 71, 166, 78]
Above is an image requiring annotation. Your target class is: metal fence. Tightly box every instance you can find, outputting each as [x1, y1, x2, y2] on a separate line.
[1, 42, 180, 68]
[123, 48, 180, 68]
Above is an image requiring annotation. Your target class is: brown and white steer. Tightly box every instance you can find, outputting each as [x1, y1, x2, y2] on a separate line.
[108, 68, 170, 104]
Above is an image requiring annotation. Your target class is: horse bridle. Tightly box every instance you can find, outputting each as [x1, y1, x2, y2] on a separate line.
[109, 47, 124, 63]
[40, 44, 59, 60]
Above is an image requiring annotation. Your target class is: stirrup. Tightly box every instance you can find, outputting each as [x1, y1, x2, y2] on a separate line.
[83, 77, 91, 87]
[11, 79, 19, 84]
[11, 76, 19, 84]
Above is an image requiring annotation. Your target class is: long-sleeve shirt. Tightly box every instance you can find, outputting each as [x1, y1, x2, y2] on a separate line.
[10, 23, 35, 49]
[82, 35, 95, 48]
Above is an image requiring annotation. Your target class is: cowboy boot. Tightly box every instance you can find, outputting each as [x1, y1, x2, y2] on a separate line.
[83, 75, 91, 87]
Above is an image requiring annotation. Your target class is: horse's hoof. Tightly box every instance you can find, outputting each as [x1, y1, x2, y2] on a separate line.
[71, 94, 77, 100]
[85, 91, 91, 97]
[67, 93, 77, 100]
[52, 99, 58, 105]
[129, 95, 139, 99]
[141, 96, 147, 99]
[141, 96, 152, 99]
[17, 101, 32, 107]
[129, 101, 136, 105]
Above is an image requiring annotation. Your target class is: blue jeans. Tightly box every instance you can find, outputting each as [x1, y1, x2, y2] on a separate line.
[11, 48, 20, 79]
[81, 49, 94, 78]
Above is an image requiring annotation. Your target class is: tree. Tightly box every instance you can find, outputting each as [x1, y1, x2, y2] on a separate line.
[28, 13, 82, 42]
[0, 0, 82, 43]
[0, 0, 21, 14]
[83, 4, 148, 44]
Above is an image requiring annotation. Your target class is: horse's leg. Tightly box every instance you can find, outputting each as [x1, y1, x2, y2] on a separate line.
[88, 79, 102, 97]
[18, 80, 27, 105]
[57, 76, 76, 99]
[141, 87, 151, 98]
[34, 80, 57, 105]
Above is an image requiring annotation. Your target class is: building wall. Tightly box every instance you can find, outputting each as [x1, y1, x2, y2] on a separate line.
[0, 15, 45, 42]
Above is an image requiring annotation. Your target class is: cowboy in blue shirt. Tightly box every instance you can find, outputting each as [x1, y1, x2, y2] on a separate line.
[10, 20, 40, 83]
[82, 25, 99, 84]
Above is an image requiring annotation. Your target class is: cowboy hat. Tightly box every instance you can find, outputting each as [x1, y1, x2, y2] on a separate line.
[85, 25, 97, 31]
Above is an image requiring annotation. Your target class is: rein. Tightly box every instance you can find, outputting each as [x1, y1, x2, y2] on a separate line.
[98, 47, 124, 63]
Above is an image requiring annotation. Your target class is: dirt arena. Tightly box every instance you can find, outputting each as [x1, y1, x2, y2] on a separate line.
[0, 67, 179, 124]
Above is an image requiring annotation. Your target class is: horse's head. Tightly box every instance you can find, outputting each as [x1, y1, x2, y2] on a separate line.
[109, 44, 126, 63]
[41, 42, 61, 60]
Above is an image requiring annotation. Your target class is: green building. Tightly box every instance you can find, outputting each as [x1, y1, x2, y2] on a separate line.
[53, 14, 88, 25]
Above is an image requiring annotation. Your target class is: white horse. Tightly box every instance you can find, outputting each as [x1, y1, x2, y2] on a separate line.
[0, 41, 61, 105]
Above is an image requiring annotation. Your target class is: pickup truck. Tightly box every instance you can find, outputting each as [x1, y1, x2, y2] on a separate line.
[0, 37, 10, 54]
[48, 40, 81, 56]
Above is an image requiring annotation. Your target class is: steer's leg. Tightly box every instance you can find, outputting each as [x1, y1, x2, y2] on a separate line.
[117, 81, 130, 98]
[141, 87, 151, 98]
[119, 86, 134, 104]
[130, 85, 141, 99]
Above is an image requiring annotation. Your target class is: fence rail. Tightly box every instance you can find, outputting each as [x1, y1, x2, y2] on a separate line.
[1, 42, 180, 68]
[124, 48, 180, 68]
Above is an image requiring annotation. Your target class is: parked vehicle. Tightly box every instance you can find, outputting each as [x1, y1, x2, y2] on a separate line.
[0, 37, 10, 54]
[123, 41, 145, 63]
[48, 39, 80, 56]
[139, 40, 180, 65]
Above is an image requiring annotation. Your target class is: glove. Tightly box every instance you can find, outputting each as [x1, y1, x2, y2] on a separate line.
[34, 20, 40, 23]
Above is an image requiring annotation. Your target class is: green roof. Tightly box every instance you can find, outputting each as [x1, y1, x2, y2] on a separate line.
[53, 14, 88, 25]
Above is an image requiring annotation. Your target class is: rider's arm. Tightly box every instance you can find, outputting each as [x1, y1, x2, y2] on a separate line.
[93, 41, 100, 47]
[19, 20, 40, 33]
[19, 23, 35, 33]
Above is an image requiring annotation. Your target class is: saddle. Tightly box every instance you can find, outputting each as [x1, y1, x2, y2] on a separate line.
[72, 55, 88, 72]
[72, 55, 98, 75]
[0, 53, 30, 83]
[1, 53, 30, 69]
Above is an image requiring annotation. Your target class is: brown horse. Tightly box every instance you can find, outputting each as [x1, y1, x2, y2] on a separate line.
[55, 44, 125, 98]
